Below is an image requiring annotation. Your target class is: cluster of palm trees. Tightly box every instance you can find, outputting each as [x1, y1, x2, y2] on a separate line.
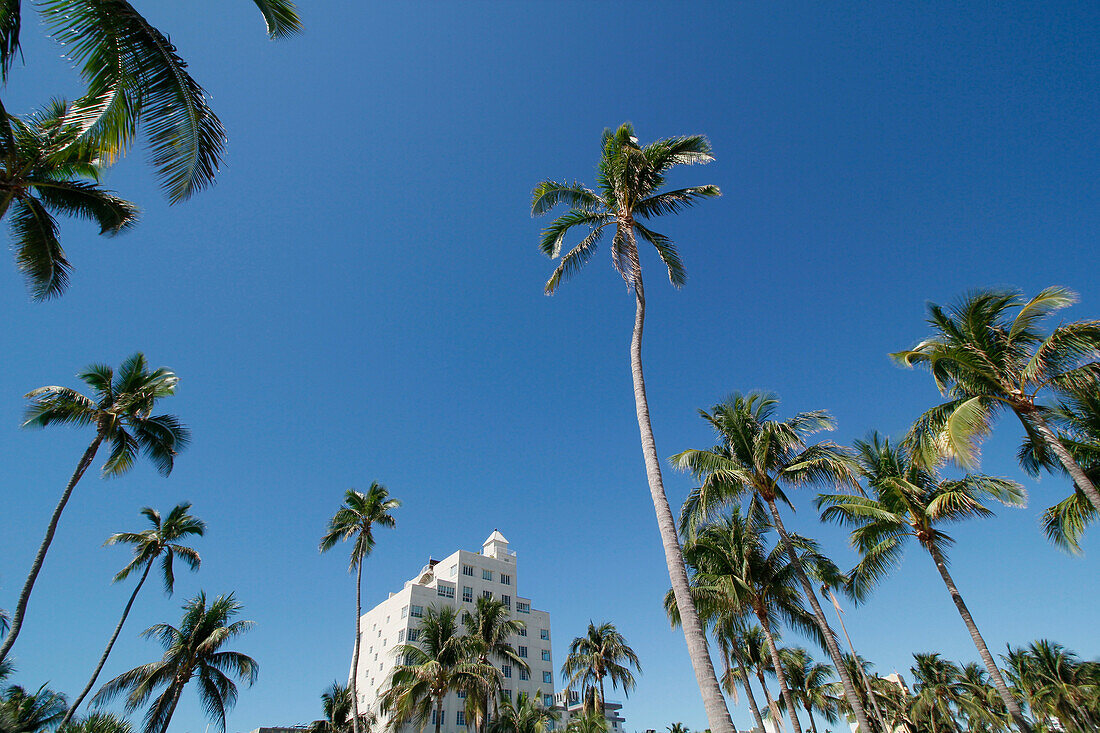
[534, 125, 1099, 733]
[0, 356, 258, 733]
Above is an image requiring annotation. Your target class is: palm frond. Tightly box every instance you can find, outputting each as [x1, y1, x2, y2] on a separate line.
[30, 178, 139, 234]
[249, 0, 302, 39]
[632, 221, 685, 287]
[9, 194, 68, 299]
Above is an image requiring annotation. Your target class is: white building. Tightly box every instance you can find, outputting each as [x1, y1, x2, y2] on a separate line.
[352, 531, 556, 733]
[551, 690, 627, 732]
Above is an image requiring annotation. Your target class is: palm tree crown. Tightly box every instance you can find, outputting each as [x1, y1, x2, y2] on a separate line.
[560, 622, 640, 715]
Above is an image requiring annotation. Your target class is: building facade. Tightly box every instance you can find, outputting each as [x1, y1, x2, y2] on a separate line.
[551, 690, 627, 732]
[352, 531, 555, 733]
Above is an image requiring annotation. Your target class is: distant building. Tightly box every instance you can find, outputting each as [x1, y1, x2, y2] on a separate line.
[551, 689, 627, 732]
[352, 531, 555, 733]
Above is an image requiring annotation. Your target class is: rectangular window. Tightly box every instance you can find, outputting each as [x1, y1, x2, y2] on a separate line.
[500, 573, 511, 585]
[450, 565, 457, 577]
[540, 629, 549, 641]
[408, 629, 420, 642]
[518, 627, 527, 637]
[398, 630, 405, 642]
[518, 646, 527, 658]
[517, 602, 530, 614]
[374, 653, 378, 661]
[457, 690, 467, 699]
[541, 650, 551, 661]
[401, 606, 408, 618]
[502, 594, 511, 609]
[457, 711, 466, 726]
[483, 590, 492, 600]
[483, 569, 493, 580]
[543, 671, 552, 684]
[382, 638, 387, 647]
[403, 653, 414, 665]
[543, 695, 553, 708]
[462, 565, 474, 576]
[410, 605, 423, 618]
[503, 690, 512, 700]
[438, 584, 455, 599]
[519, 669, 529, 681]
[503, 665, 512, 678]
[463, 586, 473, 602]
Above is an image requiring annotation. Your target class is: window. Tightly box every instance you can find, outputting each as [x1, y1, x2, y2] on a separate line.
[408, 629, 420, 642]
[457, 711, 466, 726]
[450, 565, 457, 577]
[431, 709, 443, 726]
[462, 565, 474, 576]
[386, 616, 390, 623]
[380, 663, 384, 670]
[403, 653, 415, 665]
[540, 629, 549, 641]
[503, 665, 512, 679]
[382, 638, 387, 647]
[518, 646, 528, 658]
[519, 669, 529, 681]
[410, 605, 423, 618]
[543, 695, 553, 708]
[398, 630, 405, 642]
[377, 630, 381, 637]
[374, 653, 378, 661]
[438, 584, 455, 599]
[369, 646, 373, 653]
[503, 689, 512, 700]
[518, 627, 527, 637]
[483, 590, 492, 600]
[541, 650, 551, 661]
[483, 569, 493, 580]
[457, 690, 467, 699]
[502, 594, 511, 609]
[517, 602, 530, 614]
[500, 573, 511, 585]
[463, 586, 473, 603]
[543, 671, 552, 684]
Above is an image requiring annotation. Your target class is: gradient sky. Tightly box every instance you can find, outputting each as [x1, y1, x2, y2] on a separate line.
[1, 2, 1098, 732]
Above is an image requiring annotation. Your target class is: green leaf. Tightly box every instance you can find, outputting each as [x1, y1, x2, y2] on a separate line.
[9, 195, 69, 299]
[249, 0, 302, 39]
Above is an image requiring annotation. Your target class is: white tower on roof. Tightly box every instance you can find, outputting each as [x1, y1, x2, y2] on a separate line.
[482, 529, 512, 559]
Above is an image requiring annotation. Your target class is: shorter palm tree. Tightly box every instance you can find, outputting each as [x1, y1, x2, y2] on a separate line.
[1003, 641, 1100, 732]
[93, 591, 257, 733]
[485, 691, 558, 733]
[776, 647, 839, 733]
[666, 723, 689, 733]
[560, 622, 640, 716]
[59, 712, 133, 733]
[563, 711, 607, 733]
[464, 596, 527, 724]
[0, 683, 66, 733]
[308, 682, 375, 733]
[60, 503, 204, 727]
[909, 653, 966, 733]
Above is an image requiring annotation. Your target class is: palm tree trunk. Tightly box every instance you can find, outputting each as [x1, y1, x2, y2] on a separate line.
[759, 616, 801, 733]
[352, 559, 364, 733]
[1023, 409, 1100, 514]
[599, 675, 606, 716]
[733, 651, 767, 733]
[763, 499, 872, 733]
[804, 703, 820, 733]
[926, 543, 1031, 733]
[756, 670, 784, 732]
[435, 695, 444, 733]
[628, 274, 737, 733]
[825, 590, 891, 731]
[60, 558, 155, 727]
[156, 678, 188, 733]
[0, 433, 104, 665]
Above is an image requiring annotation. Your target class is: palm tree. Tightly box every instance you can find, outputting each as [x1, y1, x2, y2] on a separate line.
[1, 0, 301, 205]
[1003, 641, 1100, 732]
[666, 724, 689, 733]
[309, 682, 375, 733]
[0, 353, 188, 667]
[463, 596, 528, 725]
[560, 622, 641, 717]
[0, 684, 66, 733]
[909, 653, 966, 733]
[827, 655, 914, 733]
[0, 99, 139, 299]
[59, 503, 205, 727]
[776, 647, 840, 733]
[956, 663, 1009, 733]
[670, 392, 873, 732]
[734, 626, 783, 732]
[564, 711, 607, 733]
[531, 122, 731, 733]
[893, 287, 1100, 515]
[485, 691, 558, 733]
[320, 483, 400, 733]
[93, 591, 257, 733]
[380, 605, 494, 733]
[713, 619, 767, 733]
[817, 432, 1030, 731]
[58, 712, 133, 733]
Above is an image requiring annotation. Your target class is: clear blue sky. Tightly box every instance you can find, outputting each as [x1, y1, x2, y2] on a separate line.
[1, 2, 1098, 732]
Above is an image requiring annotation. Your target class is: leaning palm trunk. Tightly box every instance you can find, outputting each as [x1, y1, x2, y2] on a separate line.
[731, 650, 768, 733]
[435, 695, 444, 733]
[759, 616, 802, 733]
[629, 273, 737, 733]
[1023, 409, 1100, 514]
[351, 559, 364, 733]
[763, 500, 873, 732]
[926, 544, 1031, 732]
[60, 558, 155, 727]
[826, 590, 891, 732]
[755, 669, 785, 732]
[0, 433, 104, 665]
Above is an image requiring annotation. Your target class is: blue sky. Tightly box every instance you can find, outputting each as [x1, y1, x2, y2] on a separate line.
[1, 1, 1098, 732]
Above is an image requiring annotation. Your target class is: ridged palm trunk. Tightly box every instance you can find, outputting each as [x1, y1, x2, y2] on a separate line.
[1023, 409, 1100, 514]
[629, 273, 737, 733]
[730, 650, 767, 733]
[156, 675, 188, 733]
[435, 694, 444, 733]
[351, 559, 364, 733]
[0, 433, 104, 665]
[926, 543, 1031, 733]
[754, 667, 784, 732]
[763, 500, 872, 732]
[758, 615, 801, 733]
[60, 559, 155, 727]
[803, 702, 820, 733]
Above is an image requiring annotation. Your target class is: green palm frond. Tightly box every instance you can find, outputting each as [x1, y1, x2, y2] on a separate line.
[633, 186, 721, 219]
[1009, 286, 1076, 340]
[1042, 488, 1097, 555]
[632, 221, 684, 287]
[545, 223, 609, 295]
[9, 194, 68, 299]
[943, 396, 996, 470]
[0, 0, 20, 81]
[250, 0, 302, 39]
[30, 179, 139, 234]
[531, 181, 601, 216]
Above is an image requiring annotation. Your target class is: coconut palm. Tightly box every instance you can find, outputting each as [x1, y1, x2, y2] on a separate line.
[531, 122, 731, 733]
[776, 647, 840, 733]
[733, 626, 783, 732]
[1003, 641, 1100, 732]
[463, 596, 528, 724]
[564, 711, 607, 733]
[893, 287, 1100, 516]
[560, 622, 640, 717]
[956, 663, 1010, 733]
[308, 682, 375, 733]
[60, 503, 205, 727]
[817, 432, 1030, 731]
[827, 655, 914, 733]
[485, 691, 558, 733]
[380, 605, 493, 733]
[715, 621, 767, 733]
[0, 99, 138, 299]
[666, 724, 689, 733]
[320, 483, 400, 733]
[93, 591, 257, 733]
[0, 353, 188, 667]
[0, 683, 66, 733]
[1, 0, 301, 204]
[909, 653, 966, 733]
[58, 712, 133, 733]
[670, 392, 872, 732]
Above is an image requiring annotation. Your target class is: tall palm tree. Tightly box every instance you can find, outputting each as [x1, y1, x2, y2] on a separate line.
[531, 122, 731, 733]
[909, 653, 966, 733]
[892, 287, 1100, 515]
[380, 605, 493, 733]
[1003, 641, 1100, 732]
[1, 0, 301, 204]
[485, 691, 558, 733]
[560, 622, 641, 717]
[463, 596, 528, 724]
[320, 483, 400, 733]
[60, 502, 205, 727]
[670, 392, 873, 732]
[0, 99, 139, 299]
[0, 353, 188, 667]
[712, 616, 767, 733]
[0, 683, 66, 733]
[827, 655, 914, 733]
[817, 432, 1030, 731]
[93, 591, 258, 733]
[58, 711, 133, 733]
[776, 647, 840, 733]
[956, 663, 1009, 733]
[308, 682, 375, 733]
[734, 626, 783, 732]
